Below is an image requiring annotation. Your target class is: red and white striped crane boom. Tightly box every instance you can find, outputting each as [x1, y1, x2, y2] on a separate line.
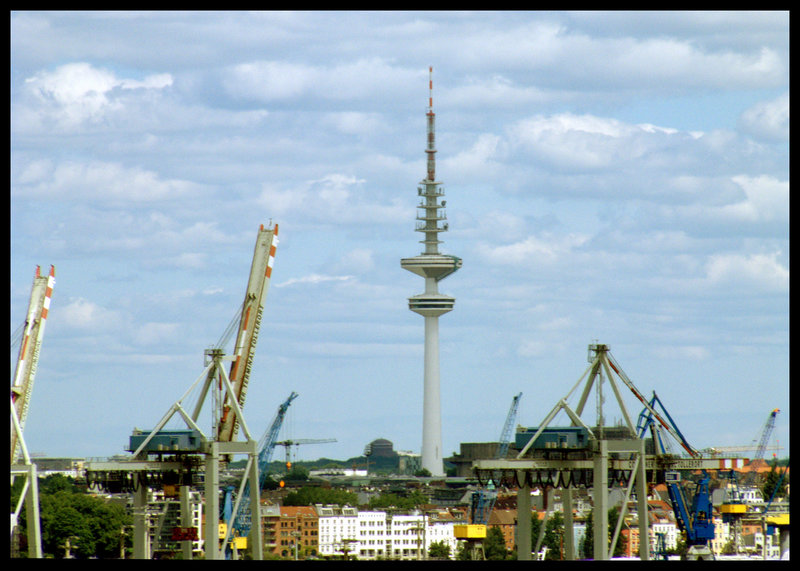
[216, 224, 278, 443]
[11, 265, 55, 464]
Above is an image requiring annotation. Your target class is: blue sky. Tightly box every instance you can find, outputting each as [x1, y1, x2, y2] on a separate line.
[11, 11, 788, 464]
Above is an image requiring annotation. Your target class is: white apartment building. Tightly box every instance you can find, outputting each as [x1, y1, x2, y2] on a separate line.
[316, 505, 359, 558]
[649, 521, 679, 553]
[315, 505, 458, 560]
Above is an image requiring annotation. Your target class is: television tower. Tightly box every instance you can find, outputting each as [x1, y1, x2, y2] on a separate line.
[401, 67, 462, 476]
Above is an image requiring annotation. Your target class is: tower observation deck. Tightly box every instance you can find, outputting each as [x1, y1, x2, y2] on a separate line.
[400, 67, 461, 476]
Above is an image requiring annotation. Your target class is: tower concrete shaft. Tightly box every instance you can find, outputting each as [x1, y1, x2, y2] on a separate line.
[400, 67, 461, 476]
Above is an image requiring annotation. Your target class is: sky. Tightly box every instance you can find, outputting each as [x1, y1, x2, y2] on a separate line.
[11, 11, 789, 465]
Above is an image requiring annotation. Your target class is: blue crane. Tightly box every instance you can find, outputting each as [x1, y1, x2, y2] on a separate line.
[744, 408, 780, 486]
[637, 392, 714, 560]
[471, 393, 521, 525]
[224, 391, 298, 555]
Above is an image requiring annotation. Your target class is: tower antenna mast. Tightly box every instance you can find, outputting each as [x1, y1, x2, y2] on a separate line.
[401, 67, 462, 476]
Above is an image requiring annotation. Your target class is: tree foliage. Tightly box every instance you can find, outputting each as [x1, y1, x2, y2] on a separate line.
[428, 540, 451, 559]
[761, 459, 788, 502]
[484, 525, 508, 560]
[367, 490, 427, 510]
[282, 486, 357, 507]
[580, 507, 625, 560]
[12, 474, 131, 559]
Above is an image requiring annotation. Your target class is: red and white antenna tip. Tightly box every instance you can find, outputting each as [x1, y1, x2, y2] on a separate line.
[428, 67, 434, 112]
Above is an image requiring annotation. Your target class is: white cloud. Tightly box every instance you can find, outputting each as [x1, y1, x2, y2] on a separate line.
[506, 113, 681, 171]
[477, 232, 590, 265]
[224, 58, 417, 103]
[705, 252, 788, 292]
[14, 159, 199, 204]
[133, 322, 180, 346]
[275, 274, 354, 288]
[652, 345, 711, 361]
[59, 297, 121, 330]
[444, 133, 503, 177]
[718, 175, 788, 223]
[23, 62, 172, 127]
[738, 93, 789, 142]
[258, 173, 410, 225]
[331, 249, 376, 275]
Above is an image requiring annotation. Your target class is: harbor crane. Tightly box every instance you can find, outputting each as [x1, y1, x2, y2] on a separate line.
[86, 223, 279, 560]
[458, 393, 522, 559]
[223, 392, 297, 558]
[637, 392, 714, 560]
[470, 392, 522, 526]
[745, 408, 780, 483]
[10, 265, 54, 559]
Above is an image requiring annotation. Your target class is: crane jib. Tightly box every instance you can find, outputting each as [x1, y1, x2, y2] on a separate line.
[217, 225, 277, 443]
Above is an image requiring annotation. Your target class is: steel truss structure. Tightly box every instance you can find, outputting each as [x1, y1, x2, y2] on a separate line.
[473, 343, 731, 561]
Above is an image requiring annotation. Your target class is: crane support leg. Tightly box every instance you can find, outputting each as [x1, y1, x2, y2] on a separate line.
[563, 489, 575, 560]
[516, 475, 532, 560]
[246, 442, 263, 560]
[180, 485, 193, 560]
[133, 479, 148, 559]
[637, 438, 650, 560]
[593, 439, 609, 560]
[205, 442, 220, 560]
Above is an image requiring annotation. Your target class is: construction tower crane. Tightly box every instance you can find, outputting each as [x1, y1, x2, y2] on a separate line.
[276, 438, 337, 465]
[224, 391, 297, 556]
[217, 224, 279, 444]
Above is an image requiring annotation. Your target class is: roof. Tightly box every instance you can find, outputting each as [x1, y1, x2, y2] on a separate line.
[280, 505, 318, 518]
[488, 509, 517, 526]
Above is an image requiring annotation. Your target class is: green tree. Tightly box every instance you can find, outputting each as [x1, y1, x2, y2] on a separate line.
[39, 487, 131, 558]
[580, 507, 625, 560]
[368, 490, 427, 510]
[484, 525, 508, 560]
[529, 512, 542, 554]
[761, 460, 788, 503]
[284, 465, 310, 481]
[428, 540, 451, 559]
[581, 509, 593, 559]
[282, 486, 357, 507]
[543, 511, 564, 560]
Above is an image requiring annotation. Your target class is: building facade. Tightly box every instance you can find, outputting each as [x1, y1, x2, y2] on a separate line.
[314, 505, 459, 560]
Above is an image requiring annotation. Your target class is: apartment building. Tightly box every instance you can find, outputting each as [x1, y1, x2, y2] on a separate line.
[316, 504, 358, 558]
[314, 505, 460, 560]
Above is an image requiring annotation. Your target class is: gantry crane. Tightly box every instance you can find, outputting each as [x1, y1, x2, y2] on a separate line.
[223, 392, 297, 557]
[92, 223, 279, 560]
[10, 265, 54, 559]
